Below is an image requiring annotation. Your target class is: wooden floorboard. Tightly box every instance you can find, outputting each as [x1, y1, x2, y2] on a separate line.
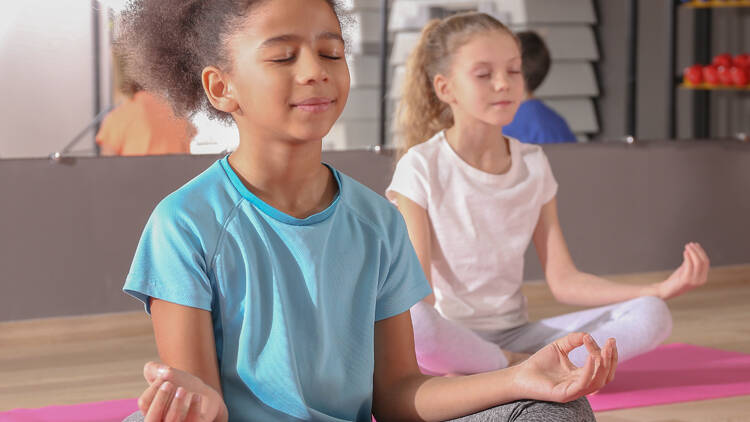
[1, 265, 749, 420]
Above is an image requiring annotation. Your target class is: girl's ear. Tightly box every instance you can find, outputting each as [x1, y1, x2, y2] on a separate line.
[433, 73, 454, 105]
[202, 66, 240, 114]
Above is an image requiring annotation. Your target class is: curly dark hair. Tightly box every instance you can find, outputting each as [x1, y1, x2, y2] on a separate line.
[119, 0, 345, 122]
[517, 31, 551, 93]
[112, 47, 143, 98]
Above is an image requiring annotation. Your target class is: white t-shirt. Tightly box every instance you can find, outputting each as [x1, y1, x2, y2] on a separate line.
[386, 130, 558, 331]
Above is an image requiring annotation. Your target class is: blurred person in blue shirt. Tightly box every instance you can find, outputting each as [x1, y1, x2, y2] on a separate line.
[503, 31, 577, 144]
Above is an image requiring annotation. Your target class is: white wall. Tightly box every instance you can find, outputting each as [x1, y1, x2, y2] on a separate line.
[0, 1, 95, 158]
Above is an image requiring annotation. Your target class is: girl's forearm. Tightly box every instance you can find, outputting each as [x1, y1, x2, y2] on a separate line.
[550, 271, 658, 307]
[382, 367, 522, 421]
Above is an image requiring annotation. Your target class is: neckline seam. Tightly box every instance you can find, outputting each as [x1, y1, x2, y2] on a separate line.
[219, 157, 341, 226]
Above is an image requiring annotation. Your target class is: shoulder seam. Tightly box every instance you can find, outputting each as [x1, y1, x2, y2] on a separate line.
[339, 195, 391, 245]
[207, 197, 244, 273]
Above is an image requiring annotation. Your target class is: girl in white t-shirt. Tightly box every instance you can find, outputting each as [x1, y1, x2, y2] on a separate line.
[387, 12, 711, 375]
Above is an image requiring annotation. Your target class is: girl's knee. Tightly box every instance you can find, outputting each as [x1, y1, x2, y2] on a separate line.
[519, 397, 596, 422]
[640, 296, 672, 325]
[447, 397, 595, 421]
[631, 296, 673, 341]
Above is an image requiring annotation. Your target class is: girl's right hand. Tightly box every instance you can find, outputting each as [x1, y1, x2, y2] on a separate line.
[138, 362, 228, 422]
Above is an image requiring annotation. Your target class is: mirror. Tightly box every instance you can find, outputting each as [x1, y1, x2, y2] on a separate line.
[1, 0, 747, 160]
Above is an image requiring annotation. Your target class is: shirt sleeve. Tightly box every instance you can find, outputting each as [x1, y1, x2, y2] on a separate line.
[385, 150, 430, 209]
[375, 211, 433, 321]
[123, 199, 214, 314]
[539, 150, 559, 205]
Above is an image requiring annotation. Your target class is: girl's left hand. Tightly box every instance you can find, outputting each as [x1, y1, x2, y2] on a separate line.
[512, 333, 617, 403]
[502, 350, 532, 366]
[655, 242, 710, 300]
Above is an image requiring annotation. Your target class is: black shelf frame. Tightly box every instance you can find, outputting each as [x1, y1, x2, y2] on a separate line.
[378, 0, 389, 147]
[668, 0, 745, 139]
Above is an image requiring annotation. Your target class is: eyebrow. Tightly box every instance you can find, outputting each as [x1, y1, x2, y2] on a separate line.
[259, 32, 345, 49]
[471, 57, 522, 68]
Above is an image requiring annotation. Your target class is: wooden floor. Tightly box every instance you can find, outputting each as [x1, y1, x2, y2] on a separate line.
[1, 265, 749, 421]
[523, 264, 750, 422]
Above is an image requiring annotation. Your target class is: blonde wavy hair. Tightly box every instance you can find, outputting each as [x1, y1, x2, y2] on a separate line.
[395, 12, 518, 158]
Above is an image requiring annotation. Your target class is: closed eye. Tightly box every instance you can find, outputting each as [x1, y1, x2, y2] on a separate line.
[270, 55, 341, 63]
[270, 56, 295, 63]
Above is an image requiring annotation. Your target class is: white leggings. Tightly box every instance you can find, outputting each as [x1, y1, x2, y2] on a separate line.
[410, 296, 673, 375]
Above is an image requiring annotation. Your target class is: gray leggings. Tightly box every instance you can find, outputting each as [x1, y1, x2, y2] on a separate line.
[447, 397, 595, 421]
[123, 397, 594, 421]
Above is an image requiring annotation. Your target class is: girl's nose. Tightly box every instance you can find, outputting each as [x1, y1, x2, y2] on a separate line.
[296, 49, 329, 85]
[492, 73, 510, 92]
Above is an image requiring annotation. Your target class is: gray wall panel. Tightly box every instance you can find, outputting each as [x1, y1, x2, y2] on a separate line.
[1, 143, 748, 321]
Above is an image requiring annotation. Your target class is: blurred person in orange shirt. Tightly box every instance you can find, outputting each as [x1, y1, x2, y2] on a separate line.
[96, 53, 195, 156]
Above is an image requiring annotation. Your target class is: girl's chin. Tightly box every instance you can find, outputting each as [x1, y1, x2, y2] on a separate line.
[480, 117, 515, 128]
[489, 113, 517, 127]
[286, 128, 332, 145]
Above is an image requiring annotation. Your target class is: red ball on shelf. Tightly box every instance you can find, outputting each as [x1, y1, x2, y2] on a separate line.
[717, 66, 733, 86]
[730, 66, 749, 87]
[733, 54, 750, 69]
[684, 64, 704, 85]
[713, 53, 733, 68]
[702, 65, 720, 85]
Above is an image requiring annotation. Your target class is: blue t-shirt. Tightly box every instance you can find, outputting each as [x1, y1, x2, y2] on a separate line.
[124, 157, 431, 421]
[503, 99, 577, 144]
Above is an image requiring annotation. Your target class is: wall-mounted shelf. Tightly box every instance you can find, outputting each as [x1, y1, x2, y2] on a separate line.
[680, 83, 750, 91]
[668, 0, 748, 139]
[681, 0, 750, 8]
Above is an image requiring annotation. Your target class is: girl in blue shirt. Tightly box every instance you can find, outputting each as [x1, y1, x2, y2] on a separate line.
[120, 1, 616, 421]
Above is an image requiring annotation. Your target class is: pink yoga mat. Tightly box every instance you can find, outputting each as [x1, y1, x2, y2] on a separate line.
[0, 398, 137, 422]
[3, 344, 748, 420]
[587, 343, 750, 412]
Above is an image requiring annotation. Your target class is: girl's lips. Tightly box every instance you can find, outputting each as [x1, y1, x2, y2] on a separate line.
[492, 100, 514, 107]
[292, 98, 335, 113]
